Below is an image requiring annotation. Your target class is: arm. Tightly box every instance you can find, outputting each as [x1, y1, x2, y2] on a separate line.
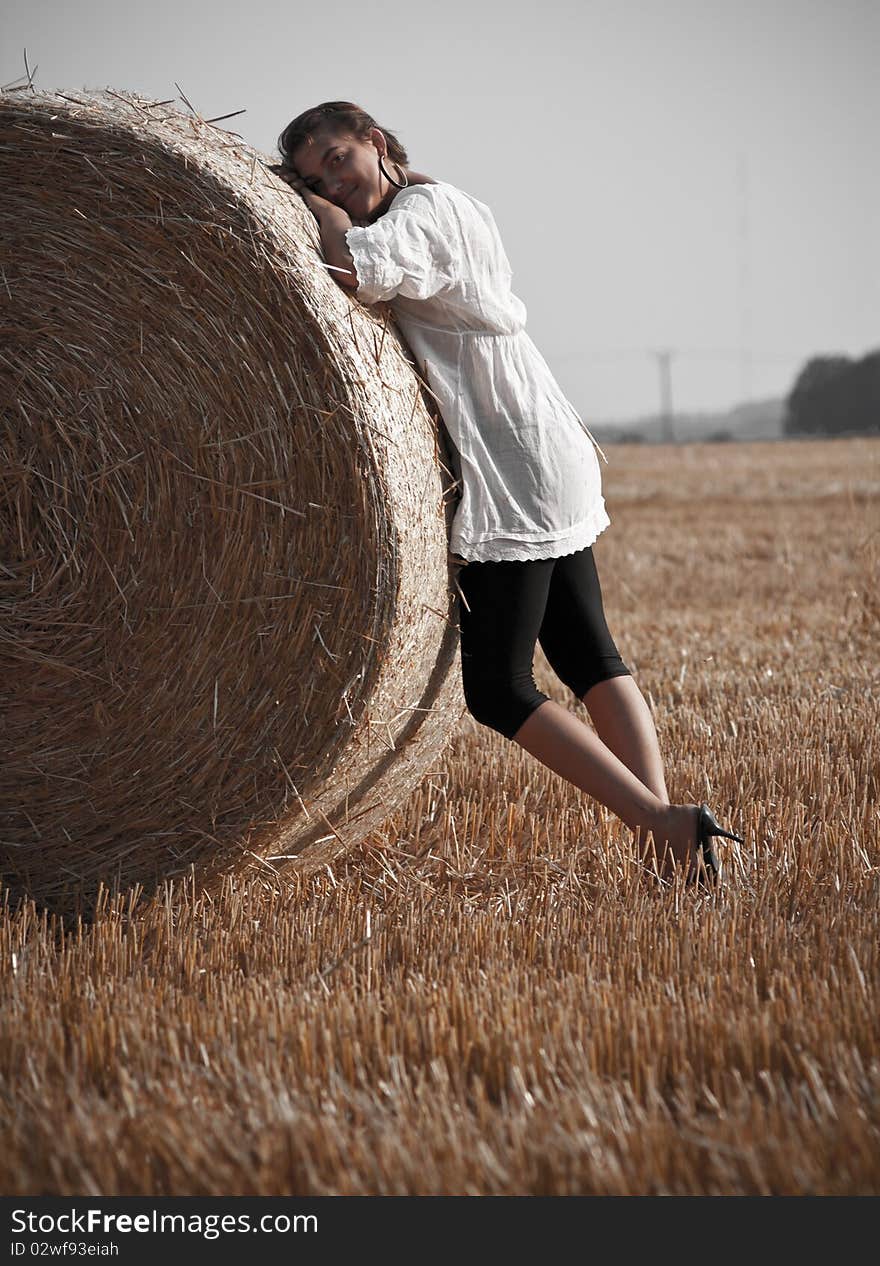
[274, 168, 358, 290]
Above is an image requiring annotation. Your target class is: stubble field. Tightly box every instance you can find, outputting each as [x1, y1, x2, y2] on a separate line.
[1, 435, 877, 1195]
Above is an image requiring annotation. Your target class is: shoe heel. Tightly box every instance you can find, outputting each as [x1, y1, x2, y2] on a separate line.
[699, 802, 744, 845]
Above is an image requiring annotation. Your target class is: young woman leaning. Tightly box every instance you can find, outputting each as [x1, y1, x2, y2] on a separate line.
[272, 101, 744, 885]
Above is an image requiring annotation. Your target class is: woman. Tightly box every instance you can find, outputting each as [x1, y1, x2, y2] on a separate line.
[273, 101, 743, 884]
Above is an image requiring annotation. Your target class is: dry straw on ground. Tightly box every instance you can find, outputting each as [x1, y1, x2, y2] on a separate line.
[1, 438, 877, 1196]
[0, 87, 465, 918]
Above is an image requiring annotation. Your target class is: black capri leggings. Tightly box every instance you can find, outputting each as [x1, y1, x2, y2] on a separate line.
[457, 544, 632, 740]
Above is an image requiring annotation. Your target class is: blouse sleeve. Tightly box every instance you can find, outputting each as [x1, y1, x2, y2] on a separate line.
[344, 189, 456, 305]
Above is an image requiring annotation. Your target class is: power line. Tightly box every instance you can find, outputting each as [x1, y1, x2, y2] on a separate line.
[550, 346, 806, 364]
[552, 343, 805, 433]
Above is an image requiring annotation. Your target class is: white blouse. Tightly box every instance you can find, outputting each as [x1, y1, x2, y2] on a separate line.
[344, 180, 611, 563]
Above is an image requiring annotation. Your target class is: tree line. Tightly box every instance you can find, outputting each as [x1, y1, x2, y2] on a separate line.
[784, 348, 880, 436]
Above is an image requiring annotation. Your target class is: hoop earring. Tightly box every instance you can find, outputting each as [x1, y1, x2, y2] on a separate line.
[378, 154, 409, 189]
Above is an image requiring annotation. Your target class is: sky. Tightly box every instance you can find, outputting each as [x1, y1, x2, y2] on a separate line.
[3, 0, 878, 422]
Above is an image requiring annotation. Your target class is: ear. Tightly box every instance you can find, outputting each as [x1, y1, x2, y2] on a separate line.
[368, 126, 386, 157]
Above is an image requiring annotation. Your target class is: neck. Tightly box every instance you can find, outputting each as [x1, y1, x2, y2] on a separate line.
[374, 182, 401, 217]
[368, 167, 437, 222]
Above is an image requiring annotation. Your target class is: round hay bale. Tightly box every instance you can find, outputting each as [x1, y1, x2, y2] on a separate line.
[0, 87, 465, 917]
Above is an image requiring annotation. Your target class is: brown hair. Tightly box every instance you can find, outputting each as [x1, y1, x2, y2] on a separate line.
[276, 101, 409, 172]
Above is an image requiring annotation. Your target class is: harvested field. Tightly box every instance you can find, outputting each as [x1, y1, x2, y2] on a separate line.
[1, 435, 877, 1196]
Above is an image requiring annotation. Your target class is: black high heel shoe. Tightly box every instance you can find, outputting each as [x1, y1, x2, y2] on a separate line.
[688, 802, 745, 887]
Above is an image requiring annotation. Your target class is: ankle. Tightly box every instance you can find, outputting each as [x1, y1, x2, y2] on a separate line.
[640, 803, 699, 871]
[657, 805, 677, 853]
[628, 801, 674, 852]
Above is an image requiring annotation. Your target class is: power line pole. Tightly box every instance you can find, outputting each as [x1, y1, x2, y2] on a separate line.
[654, 349, 675, 443]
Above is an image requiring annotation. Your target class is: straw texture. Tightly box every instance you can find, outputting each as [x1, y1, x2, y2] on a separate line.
[0, 87, 465, 917]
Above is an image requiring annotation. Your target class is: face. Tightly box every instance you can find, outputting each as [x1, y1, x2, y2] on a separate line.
[291, 126, 397, 221]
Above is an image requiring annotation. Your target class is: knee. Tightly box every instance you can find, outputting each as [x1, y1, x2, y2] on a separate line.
[548, 643, 631, 701]
[575, 658, 632, 700]
[462, 659, 549, 740]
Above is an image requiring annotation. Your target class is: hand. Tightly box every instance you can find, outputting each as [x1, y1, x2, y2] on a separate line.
[270, 166, 330, 216]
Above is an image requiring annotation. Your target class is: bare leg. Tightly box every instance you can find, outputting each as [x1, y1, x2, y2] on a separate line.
[582, 675, 670, 805]
[511, 699, 698, 877]
[511, 699, 666, 834]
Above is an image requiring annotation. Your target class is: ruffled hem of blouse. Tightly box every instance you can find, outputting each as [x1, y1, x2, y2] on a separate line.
[452, 507, 611, 563]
